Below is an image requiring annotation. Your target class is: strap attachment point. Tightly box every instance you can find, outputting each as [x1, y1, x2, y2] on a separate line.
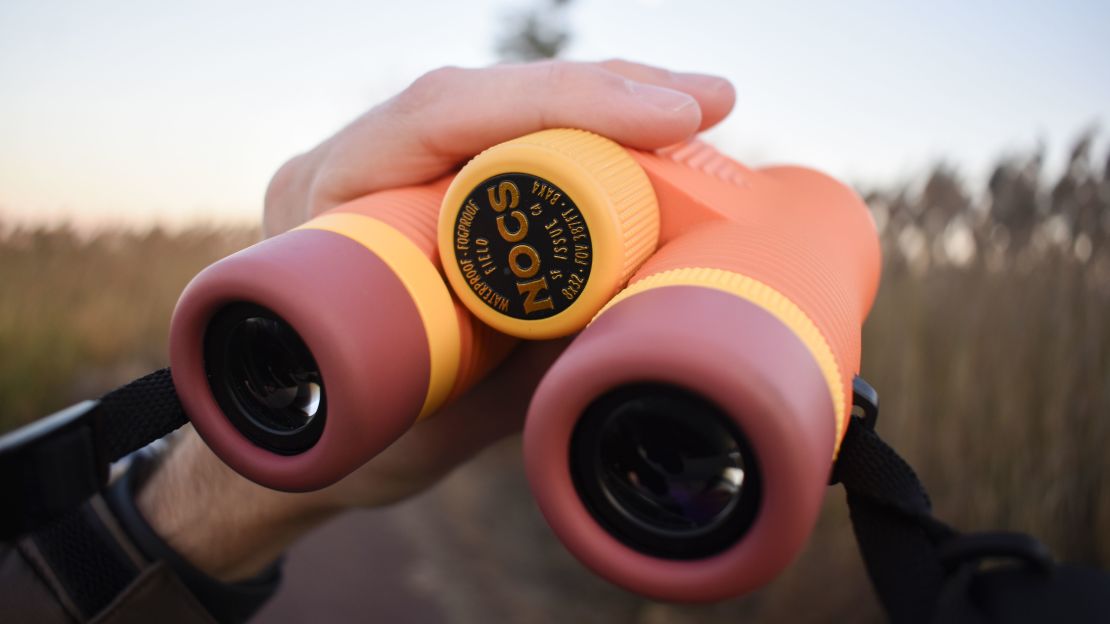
[851, 375, 880, 430]
[829, 375, 880, 486]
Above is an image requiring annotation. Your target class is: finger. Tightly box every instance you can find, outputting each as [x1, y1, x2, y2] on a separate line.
[597, 58, 735, 131]
[408, 61, 702, 155]
[398, 338, 572, 468]
[312, 61, 716, 210]
[319, 338, 573, 508]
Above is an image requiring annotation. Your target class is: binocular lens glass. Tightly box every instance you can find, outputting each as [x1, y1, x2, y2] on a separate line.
[226, 316, 322, 431]
[204, 303, 326, 454]
[571, 384, 761, 559]
[598, 406, 743, 529]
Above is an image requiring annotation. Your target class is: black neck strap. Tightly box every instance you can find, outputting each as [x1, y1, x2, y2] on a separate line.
[833, 379, 1110, 623]
[0, 368, 186, 539]
[2, 369, 1108, 623]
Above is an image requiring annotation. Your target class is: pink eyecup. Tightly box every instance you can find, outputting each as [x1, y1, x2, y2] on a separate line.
[169, 229, 430, 492]
[523, 286, 837, 602]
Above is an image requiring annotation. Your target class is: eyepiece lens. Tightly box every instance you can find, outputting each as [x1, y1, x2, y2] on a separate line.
[598, 406, 745, 530]
[227, 316, 322, 432]
[571, 384, 761, 559]
[204, 303, 326, 454]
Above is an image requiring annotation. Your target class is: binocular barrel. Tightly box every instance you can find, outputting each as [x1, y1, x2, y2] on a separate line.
[170, 128, 879, 601]
[438, 132, 880, 600]
[169, 180, 513, 490]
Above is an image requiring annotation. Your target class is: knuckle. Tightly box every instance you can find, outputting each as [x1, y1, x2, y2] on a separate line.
[600, 57, 671, 82]
[265, 156, 300, 203]
[417, 65, 463, 87]
[262, 153, 312, 236]
[598, 57, 631, 71]
[397, 65, 464, 110]
[539, 60, 621, 93]
[539, 60, 577, 88]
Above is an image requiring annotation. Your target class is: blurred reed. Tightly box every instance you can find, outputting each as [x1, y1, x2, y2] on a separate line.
[0, 226, 256, 431]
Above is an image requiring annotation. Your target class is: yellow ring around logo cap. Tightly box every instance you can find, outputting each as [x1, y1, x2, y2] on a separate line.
[438, 129, 658, 339]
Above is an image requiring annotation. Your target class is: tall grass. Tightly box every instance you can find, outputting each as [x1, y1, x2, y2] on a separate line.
[0, 226, 256, 432]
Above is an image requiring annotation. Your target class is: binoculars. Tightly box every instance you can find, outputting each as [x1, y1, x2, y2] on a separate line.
[169, 129, 880, 601]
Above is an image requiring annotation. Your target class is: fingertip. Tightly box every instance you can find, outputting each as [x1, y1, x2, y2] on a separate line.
[659, 71, 734, 130]
[593, 59, 734, 136]
[612, 83, 703, 148]
[695, 77, 736, 130]
[623, 116, 703, 150]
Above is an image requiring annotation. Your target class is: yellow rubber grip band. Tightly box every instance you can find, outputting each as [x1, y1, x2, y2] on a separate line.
[299, 213, 461, 419]
[595, 267, 847, 455]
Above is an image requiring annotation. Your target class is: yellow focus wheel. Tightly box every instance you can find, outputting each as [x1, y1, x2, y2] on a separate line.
[437, 129, 660, 339]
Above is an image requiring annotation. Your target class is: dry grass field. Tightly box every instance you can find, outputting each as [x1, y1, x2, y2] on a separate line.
[0, 226, 256, 431]
[1, 137, 1107, 623]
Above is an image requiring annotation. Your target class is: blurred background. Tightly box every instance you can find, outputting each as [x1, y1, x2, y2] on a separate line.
[2, 1, 1108, 622]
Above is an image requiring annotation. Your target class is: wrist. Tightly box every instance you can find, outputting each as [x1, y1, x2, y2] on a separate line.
[135, 427, 339, 582]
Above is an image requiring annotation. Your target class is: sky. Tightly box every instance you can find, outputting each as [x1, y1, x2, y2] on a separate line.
[1, 0, 1107, 229]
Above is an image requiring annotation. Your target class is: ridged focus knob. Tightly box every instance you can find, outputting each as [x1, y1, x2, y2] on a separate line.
[438, 129, 659, 339]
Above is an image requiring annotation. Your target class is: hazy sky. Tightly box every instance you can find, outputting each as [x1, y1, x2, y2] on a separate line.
[1, 0, 1107, 228]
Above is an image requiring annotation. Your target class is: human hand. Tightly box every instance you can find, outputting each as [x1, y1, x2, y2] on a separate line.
[139, 59, 736, 581]
[262, 59, 735, 236]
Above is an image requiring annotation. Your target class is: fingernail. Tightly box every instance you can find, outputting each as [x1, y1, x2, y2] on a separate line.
[676, 72, 732, 94]
[627, 82, 698, 112]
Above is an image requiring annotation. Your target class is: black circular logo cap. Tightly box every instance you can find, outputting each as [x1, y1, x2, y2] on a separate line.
[450, 173, 593, 320]
[569, 383, 763, 559]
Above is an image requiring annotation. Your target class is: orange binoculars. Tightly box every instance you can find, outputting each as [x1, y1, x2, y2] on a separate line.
[169, 129, 881, 601]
